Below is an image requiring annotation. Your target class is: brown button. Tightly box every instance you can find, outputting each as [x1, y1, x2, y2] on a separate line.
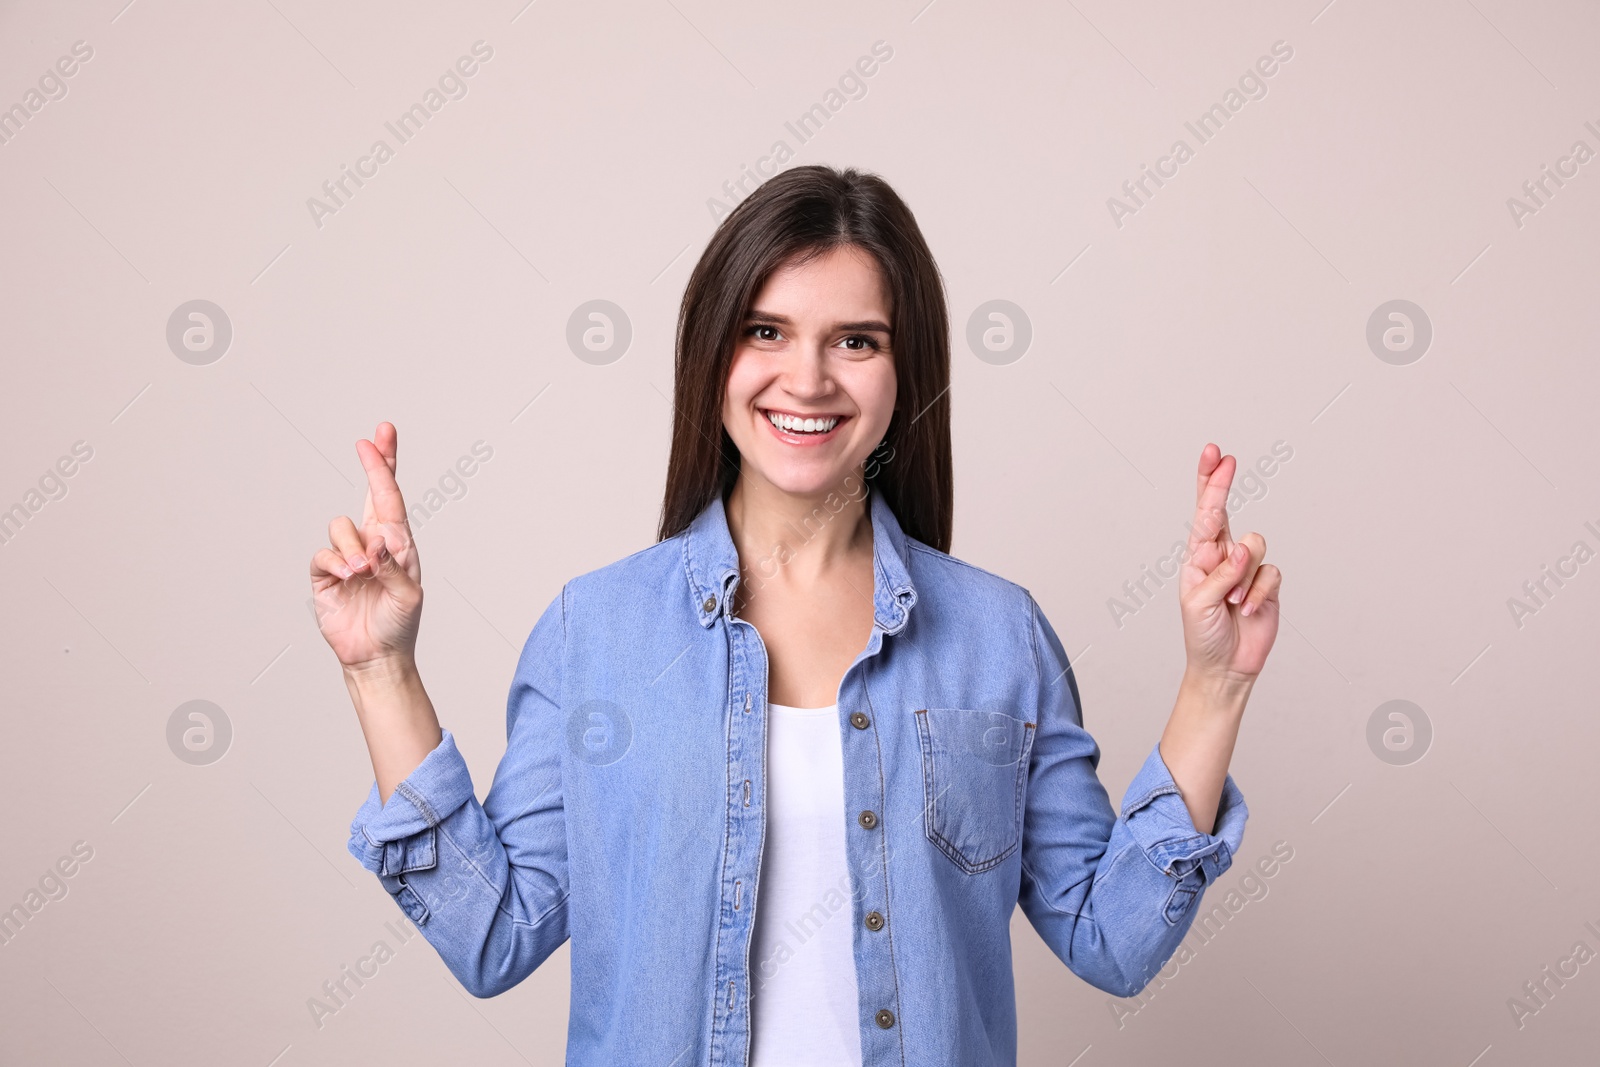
[864, 910, 885, 931]
[702, 595, 717, 613]
[858, 810, 878, 829]
[875, 1009, 896, 1029]
[849, 711, 870, 730]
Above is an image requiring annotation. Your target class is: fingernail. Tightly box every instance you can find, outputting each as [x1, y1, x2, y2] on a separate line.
[349, 554, 368, 570]
[375, 541, 389, 560]
[337, 564, 354, 579]
[1228, 585, 1244, 604]
[1233, 543, 1247, 563]
[1241, 602, 1255, 617]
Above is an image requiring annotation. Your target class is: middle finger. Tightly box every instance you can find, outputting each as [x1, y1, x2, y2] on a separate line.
[1227, 532, 1266, 604]
[1186, 504, 1234, 566]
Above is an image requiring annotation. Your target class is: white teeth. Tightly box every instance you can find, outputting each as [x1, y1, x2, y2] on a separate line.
[766, 412, 838, 434]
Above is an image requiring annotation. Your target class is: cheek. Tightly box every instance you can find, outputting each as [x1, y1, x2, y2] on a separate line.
[721, 350, 763, 420]
[848, 361, 897, 427]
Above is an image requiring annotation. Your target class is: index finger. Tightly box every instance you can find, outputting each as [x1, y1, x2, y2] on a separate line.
[360, 422, 399, 529]
[1188, 445, 1236, 558]
[375, 421, 397, 473]
[1196, 446, 1235, 518]
[1195, 442, 1222, 504]
[356, 434, 408, 526]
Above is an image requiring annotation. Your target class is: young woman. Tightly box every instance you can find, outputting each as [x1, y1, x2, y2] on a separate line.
[311, 165, 1281, 1066]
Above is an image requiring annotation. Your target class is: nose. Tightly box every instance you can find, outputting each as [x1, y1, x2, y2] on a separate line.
[783, 339, 834, 401]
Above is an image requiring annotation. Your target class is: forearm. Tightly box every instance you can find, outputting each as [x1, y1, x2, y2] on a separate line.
[343, 656, 443, 803]
[1158, 668, 1251, 834]
[343, 728, 569, 998]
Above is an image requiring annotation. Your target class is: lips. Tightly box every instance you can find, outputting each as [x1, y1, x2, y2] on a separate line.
[765, 410, 840, 434]
[760, 408, 849, 445]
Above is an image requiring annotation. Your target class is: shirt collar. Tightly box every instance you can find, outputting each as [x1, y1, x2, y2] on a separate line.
[681, 486, 918, 634]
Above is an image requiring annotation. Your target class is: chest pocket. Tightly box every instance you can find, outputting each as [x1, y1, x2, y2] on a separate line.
[914, 707, 1036, 874]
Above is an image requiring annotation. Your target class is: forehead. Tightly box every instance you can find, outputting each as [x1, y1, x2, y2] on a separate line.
[749, 245, 890, 322]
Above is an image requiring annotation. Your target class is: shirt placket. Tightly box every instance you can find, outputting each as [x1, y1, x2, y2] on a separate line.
[713, 598, 905, 1066]
[838, 627, 905, 1064]
[710, 588, 767, 1067]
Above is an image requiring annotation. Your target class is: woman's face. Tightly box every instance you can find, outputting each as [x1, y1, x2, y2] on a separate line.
[722, 244, 897, 500]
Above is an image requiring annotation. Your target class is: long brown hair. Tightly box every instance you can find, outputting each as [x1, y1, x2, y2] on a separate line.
[656, 164, 953, 552]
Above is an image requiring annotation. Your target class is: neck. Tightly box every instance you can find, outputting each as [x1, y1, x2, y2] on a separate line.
[724, 469, 873, 603]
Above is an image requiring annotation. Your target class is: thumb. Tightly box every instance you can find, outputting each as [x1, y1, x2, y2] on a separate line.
[365, 533, 417, 598]
[1193, 540, 1250, 607]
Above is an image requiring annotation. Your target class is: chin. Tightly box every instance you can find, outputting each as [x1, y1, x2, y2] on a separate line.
[749, 457, 867, 499]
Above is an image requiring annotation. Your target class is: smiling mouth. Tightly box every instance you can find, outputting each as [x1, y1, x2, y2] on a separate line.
[764, 410, 843, 435]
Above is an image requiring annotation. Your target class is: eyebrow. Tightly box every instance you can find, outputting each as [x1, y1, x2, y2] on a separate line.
[744, 310, 892, 335]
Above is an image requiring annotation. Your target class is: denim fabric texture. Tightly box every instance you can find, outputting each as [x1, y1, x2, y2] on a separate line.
[347, 487, 1248, 1066]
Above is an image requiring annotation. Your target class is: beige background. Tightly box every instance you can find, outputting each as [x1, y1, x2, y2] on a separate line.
[2, 0, 1597, 1064]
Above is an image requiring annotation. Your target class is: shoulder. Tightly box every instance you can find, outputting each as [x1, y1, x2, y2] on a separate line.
[563, 533, 688, 601]
[900, 538, 1053, 682]
[903, 537, 1036, 617]
[900, 539, 1078, 693]
[520, 534, 691, 661]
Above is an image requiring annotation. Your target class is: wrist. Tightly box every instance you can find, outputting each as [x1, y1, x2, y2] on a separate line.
[1179, 664, 1254, 714]
[343, 655, 422, 697]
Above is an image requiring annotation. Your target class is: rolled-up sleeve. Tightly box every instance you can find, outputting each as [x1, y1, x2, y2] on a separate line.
[1120, 741, 1246, 906]
[1017, 593, 1248, 998]
[346, 730, 475, 909]
[344, 587, 572, 998]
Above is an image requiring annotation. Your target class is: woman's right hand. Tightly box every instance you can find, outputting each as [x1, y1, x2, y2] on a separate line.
[310, 422, 425, 673]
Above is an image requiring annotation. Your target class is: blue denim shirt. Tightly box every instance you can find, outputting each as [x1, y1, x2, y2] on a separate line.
[347, 488, 1247, 1066]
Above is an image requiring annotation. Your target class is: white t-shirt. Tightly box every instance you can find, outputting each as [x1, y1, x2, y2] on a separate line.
[748, 702, 864, 1067]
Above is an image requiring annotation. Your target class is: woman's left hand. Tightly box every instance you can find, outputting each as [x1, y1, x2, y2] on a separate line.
[1178, 443, 1282, 681]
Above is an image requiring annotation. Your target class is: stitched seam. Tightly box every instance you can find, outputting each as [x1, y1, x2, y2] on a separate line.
[1158, 833, 1219, 855]
[680, 529, 701, 621]
[407, 828, 437, 873]
[394, 780, 442, 827]
[870, 488, 914, 587]
[705, 618, 737, 1059]
[680, 526, 713, 626]
[925, 805, 1017, 873]
[1139, 833, 1226, 880]
[917, 709, 1025, 875]
[1027, 594, 1042, 695]
[1120, 782, 1182, 820]
[914, 713, 1004, 872]
[905, 540, 1029, 597]
[395, 826, 437, 874]
[859, 669, 908, 1067]
[1012, 723, 1035, 865]
[915, 710, 937, 856]
[738, 617, 769, 1045]
[933, 833, 1014, 874]
[873, 551, 899, 631]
